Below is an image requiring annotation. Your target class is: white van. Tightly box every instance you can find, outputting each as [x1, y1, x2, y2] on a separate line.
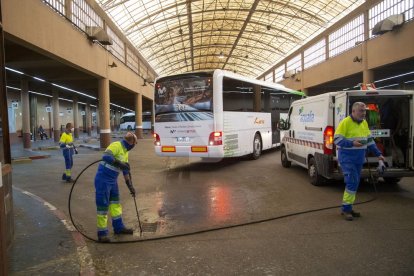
[279, 89, 414, 185]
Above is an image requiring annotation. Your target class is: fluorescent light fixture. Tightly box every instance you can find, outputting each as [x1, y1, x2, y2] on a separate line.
[29, 90, 52, 97]
[33, 77, 46, 82]
[374, 71, 414, 83]
[110, 102, 133, 112]
[58, 97, 74, 102]
[52, 83, 96, 100]
[404, 80, 414, 84]
[6, 85, 21, 91]
[376, 83, 399, 89]
[5, 67, 24, 74]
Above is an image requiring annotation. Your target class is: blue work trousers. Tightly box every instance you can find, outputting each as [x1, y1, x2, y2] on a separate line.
[341, 162, 363, 212]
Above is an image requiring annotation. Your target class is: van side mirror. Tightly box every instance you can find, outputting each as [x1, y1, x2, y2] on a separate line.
[278, 118, 290, 130]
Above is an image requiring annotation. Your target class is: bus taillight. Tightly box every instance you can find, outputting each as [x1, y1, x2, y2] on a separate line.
[323, 126, 334, 155]
[153, 133, 161, 146]
[209, 131, 223, 146]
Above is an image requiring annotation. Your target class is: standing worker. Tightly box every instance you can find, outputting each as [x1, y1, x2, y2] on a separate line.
[334, 102, 384, 221]
[60, 123, 77, 183]
[95, 132, 137, 242]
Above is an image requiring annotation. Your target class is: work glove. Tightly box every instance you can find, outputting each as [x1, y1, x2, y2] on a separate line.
[74, 148, 78, 154]
[113, 160, 130, 171]
[377, 160, 386, 176]
[125, 179, 136, 197]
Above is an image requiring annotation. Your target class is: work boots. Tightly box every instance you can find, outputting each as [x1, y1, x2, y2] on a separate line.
[98, 236, 111, 243]
[341, 210, 361, 221]
[115, 227, 134, 235]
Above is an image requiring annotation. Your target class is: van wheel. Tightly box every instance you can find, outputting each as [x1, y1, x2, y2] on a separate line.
[281, 146, 291, 168]
[308, 157, 325, 186]
[384, 177, 401, 184]
[251, 133, 262, 160]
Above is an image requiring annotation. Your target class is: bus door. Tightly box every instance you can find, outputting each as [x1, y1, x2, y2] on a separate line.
[270, 95, 281, 144]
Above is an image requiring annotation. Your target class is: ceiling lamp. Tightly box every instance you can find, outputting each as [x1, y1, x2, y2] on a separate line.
[218, 51, 225, 59]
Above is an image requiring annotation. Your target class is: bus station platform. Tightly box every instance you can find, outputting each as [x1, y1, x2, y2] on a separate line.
[8, 134, 414, 275]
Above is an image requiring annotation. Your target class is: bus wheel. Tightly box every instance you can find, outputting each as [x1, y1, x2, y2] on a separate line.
[308, 157, 325, 186]
[127, 125, 132, 131]
[281, 146, 291, 168]
[251, 133, 262, 160]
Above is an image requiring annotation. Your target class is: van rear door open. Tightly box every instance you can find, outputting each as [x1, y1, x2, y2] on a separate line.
[346, 90, 413, 171]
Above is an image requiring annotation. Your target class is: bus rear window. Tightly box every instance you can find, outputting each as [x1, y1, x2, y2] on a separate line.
[154, 77, 213, 122]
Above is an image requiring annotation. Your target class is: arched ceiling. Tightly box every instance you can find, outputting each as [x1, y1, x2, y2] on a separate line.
[97, 0, 365, 78]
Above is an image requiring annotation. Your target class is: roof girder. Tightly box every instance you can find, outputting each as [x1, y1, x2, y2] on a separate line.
[137, 17, 301, 49]
[124, 0, 325, 34]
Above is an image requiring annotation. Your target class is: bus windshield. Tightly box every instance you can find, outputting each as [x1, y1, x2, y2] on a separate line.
[154, 74, 213, 122]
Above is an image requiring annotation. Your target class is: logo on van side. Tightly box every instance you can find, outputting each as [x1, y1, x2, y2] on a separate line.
[336, 103, 346, 121]
[336, 103, 343, 115]
[254, 117, 265, 124]
[299, 106, 314, 123]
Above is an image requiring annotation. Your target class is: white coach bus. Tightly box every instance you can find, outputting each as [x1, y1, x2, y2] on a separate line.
[119, 112, 152, 131]
[153, 69, 304, 159]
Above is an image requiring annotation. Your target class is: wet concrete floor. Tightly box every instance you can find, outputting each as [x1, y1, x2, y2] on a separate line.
[10, 138, 414, 275]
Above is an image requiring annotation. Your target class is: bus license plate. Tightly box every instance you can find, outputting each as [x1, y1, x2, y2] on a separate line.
[176, 137, 191, 143]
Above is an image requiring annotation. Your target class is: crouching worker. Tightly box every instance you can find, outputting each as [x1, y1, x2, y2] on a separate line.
[60, 123, 77, 183]
[95, 132, 137, 243]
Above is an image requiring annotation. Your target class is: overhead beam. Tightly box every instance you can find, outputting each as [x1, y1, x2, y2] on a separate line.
[222, 0, 260, 70]
[138, 17, 301, 48]
[125, 0, 324, 33]
[186, 0, 194, 71]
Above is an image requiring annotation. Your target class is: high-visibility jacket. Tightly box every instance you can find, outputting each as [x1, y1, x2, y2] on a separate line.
[59, 132, 74, 146]
[334, 116, 382, 164]
[98, 141, 130, 178]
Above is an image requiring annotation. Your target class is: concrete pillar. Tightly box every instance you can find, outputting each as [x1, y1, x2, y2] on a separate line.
[362, 39, 374, 83]
[96, 107, 100, 134]
[362, 9, 374, 84]
[20, 78, 31, 148]
[98, 78, 111, 148]
[47, 99, 52, 138]
[64, 0, 72, 18]
[52, 88, 60, 142]
[86, 102, 92, 136]
[135, 93, 143, 139]
[29, 94, 37, 141]
[110, 109, 115, 132]
[73, 97, 79, 138]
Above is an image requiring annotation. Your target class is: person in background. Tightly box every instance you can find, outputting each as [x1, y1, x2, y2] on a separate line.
[59, 123, 77, 183]
[334, 102, 384, 221]
[38, 125, 48, 140]
[95, 132, 137, 243]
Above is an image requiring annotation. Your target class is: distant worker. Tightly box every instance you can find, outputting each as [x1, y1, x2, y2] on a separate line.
[59, 123, 77, 183]
[95, 132, 137, 243]
[38, 125, 48, 140]
[334, 102, 384, 221]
